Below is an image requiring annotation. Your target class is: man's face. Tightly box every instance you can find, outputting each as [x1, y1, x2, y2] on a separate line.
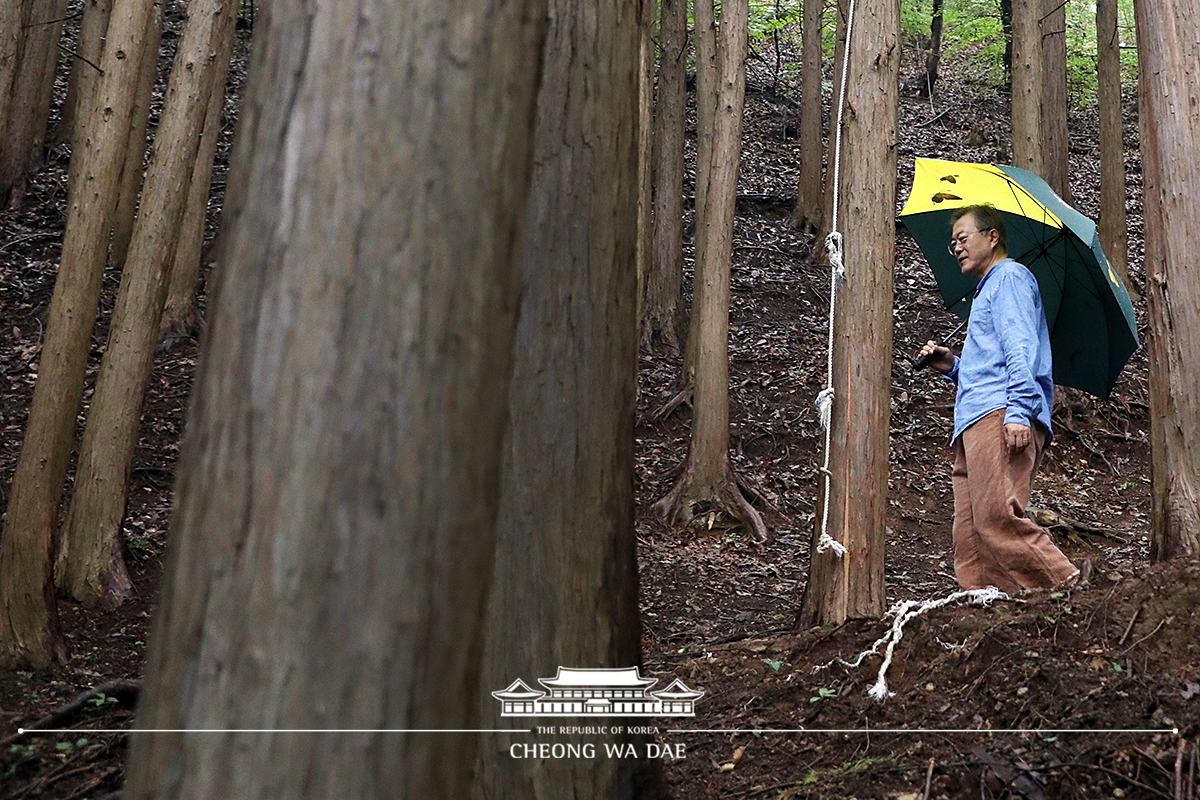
[951, 213, 998, 280]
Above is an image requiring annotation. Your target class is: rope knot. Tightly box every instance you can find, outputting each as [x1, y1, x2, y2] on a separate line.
[824, 231, 845, 280]
[816, 531, 848, 557]
[815, 387, 835, 431]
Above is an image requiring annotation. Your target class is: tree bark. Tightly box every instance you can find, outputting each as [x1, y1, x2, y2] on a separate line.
[1012, 0, 1043, 177]
[0, 0, 25, 175]
[473, 1, 657, 795]
[643, 0, 686, 352]
[160, 20, 235, 340]
[1001, 0, 1013, 79]
[798, 0, 897, 628]
[657, 0, 766, 541]
[821, 0, 849, 236]
[0, 0, 68, 200]
[57, 0, 114, 146]
[684, 0, 719, 380]
[108, 8, 163, 269]
[1097, 0, 1131, 296]
[1040, 0, 1070, 202]
[921, 0, 944, 97]
[635, 0, 654, 330]
[121, 0, 548, 797]
[57, 0, 239, 610]
[0, 0, 160, 669]
[1135, 0, 1200, 560]
[790, 0, 824, 233]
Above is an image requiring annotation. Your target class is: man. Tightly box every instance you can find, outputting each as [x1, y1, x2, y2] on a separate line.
[917, 204, 1081, 593]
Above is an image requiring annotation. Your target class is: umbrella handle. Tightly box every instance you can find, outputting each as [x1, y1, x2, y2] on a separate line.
[911, 343, 945, 371]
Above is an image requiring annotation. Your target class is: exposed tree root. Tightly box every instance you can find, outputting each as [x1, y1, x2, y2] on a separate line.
[653, 461, 771, 544]
[0, 679, 141, 746]
[652, 384, 693, 422]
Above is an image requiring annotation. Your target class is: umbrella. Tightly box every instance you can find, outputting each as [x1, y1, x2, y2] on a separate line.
[899, 157, 1139, 398]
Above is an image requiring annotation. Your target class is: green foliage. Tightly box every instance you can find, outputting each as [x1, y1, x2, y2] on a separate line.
[808, 686, 836, 702]
[939, 0, 1007, 88]
[750, 0, 801, 41]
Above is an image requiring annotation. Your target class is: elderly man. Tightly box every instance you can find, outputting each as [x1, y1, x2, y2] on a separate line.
[917, 204, 1081, 592]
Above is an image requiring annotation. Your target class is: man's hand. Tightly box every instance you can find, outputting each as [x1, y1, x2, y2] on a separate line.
[917, 340, 956, 374]
[1004, 422, 1032, 451]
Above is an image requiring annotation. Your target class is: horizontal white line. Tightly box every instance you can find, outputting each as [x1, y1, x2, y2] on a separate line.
[667, 728, 1180, 735]
[18, 729, 531, 735]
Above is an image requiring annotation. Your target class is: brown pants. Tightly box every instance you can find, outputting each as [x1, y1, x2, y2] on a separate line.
[951, 409, 1079, 592]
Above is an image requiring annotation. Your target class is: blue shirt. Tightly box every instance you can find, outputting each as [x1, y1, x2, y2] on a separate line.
[946, 258, 1054, 446]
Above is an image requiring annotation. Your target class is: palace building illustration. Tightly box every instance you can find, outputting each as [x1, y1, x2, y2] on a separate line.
[492, 667, 704, 717]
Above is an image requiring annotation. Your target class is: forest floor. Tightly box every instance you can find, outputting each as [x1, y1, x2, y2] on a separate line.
[1, 19, 1197, 800]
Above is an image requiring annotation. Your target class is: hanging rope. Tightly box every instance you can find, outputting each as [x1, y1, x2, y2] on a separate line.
[814, 0, 858, 559]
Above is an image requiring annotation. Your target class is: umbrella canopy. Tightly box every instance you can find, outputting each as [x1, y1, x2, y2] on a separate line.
[899, 157, 1139, 398]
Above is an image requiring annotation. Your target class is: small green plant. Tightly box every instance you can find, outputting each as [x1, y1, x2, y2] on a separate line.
[89, 692, 119, 708]
[809, 687, 836, 703]
[53, 738, 89, 755]
[762, 658, 784, 671]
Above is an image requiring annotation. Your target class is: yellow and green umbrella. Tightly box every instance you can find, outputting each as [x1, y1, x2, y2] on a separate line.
[899, 157, 1139, 398]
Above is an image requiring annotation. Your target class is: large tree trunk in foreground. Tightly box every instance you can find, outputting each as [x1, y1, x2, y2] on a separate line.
[1040, 0, 1070, 202]
[1136, 0, 1200, 560]
[1097, 0, 1131, 296]
[798, 0, 897, 628]
[657, 0, 766, 542]
[643, 0, 687, 352]
[0, 0, 160, 669]
[57, 0, 239, 610]
[1011, 0, 1044, 177]
[121, 0, 547, 797]
[789, 0, 824, 232]
[473, 1, 657, 796]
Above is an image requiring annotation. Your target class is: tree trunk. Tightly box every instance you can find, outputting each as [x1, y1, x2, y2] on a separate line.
[121, 0, 548, 797]
[57, 0, 114, 146]
[160, 23, 234, 341]
[798, 0, 897, 628]
[643, 0, 686, 352]
[0, 0, 25, 175]
[108, 10, 163, 269]
[0, 0, 68, 200]
[1001, 0, 1013, 79]
[635, 0, 654, 330]
[1040, 0, 1070, 202]
[1011, 0, 1043, 177]
[683, 0, 719, 380]
[1097, 0, 1131, 296]
[56, 0, 239, 610]
[789, 0, 824, 233]
[162, 3, 233, 339]
[0, 0, 160, 669]
[921, 0, 944, 97]
[821, 0, 849, 236]
[473, 1, 657, 795]
[1135, 0, 1200, 559]
[657, 0, 766, 541]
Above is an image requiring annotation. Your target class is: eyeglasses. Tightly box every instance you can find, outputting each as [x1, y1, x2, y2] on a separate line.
[947, 228, 993, 254]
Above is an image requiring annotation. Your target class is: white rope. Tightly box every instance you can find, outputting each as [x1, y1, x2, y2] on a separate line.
[813, 0, 857, 559]
[812, 588, 1008, 700]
